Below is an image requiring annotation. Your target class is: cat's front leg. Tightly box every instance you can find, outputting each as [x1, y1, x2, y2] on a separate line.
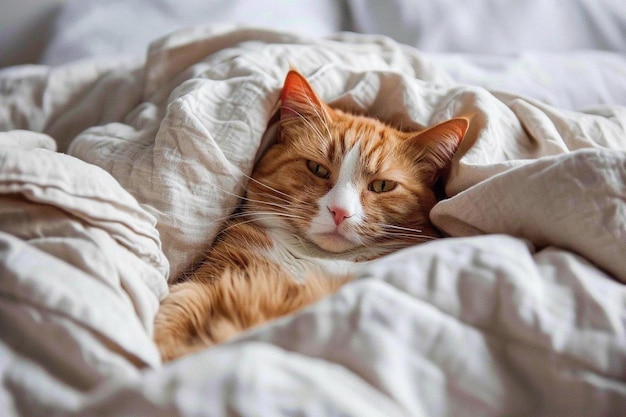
[153, 281, 216, 362]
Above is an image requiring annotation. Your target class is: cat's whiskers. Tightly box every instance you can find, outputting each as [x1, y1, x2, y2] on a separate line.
[204, 206, 301, 229]
[247, 190, 314, 209]
[217, 215, 292, 235]
[244, 197, 292, 211]
[382, 233, 438, 243]
[201, 162, 302, 208]
[211, 180, 301, 212]
[240, 211, 305, 221]
[245, 174, 314, 207]
[387, 234, 437, 242]
[380, 224, 425, 234]
[378, 224, 435, 238]
[228, 209, 305, 224]
[384, 229, 437, 239]
[372, 223, 439, 244]
[206, 176, 318, 235]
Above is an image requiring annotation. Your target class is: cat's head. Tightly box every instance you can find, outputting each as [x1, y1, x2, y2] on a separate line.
[247, 69, 468, 259]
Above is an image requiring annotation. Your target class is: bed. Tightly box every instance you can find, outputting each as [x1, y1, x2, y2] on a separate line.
[1, 1, 625, 416]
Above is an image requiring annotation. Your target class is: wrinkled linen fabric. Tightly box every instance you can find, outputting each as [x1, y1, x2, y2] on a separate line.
[0, 27, 625, 416]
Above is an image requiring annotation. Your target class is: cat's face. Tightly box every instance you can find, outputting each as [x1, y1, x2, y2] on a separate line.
[247, 70, 468, 259]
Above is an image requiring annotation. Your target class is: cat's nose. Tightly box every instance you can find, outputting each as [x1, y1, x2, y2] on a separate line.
[328, 206, 351, 226]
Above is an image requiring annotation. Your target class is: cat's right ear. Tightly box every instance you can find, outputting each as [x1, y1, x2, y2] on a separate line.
[280, 70, 331, 126]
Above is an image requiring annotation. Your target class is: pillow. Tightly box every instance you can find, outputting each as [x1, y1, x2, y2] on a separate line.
[348, 0, 626, 53]
[41, 0, 346, 64]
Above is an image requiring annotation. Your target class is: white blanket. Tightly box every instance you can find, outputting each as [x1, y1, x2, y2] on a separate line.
[1, 27, 625, 416]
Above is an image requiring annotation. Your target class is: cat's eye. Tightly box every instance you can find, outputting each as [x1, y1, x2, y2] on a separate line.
[368, 179, 397, 193]
[306, 160, 330, 179]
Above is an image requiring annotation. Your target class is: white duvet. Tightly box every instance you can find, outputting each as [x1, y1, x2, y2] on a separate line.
[1, 27, 625, 416]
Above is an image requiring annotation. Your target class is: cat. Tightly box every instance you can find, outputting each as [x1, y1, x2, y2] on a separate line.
[154, 69, 469, 361]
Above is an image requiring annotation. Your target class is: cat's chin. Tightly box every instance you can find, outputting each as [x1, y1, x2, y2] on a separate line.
[309, 232, 360, 254]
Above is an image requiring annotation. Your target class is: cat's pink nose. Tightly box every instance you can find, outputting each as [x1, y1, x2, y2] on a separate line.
[328, 206, 351, 225]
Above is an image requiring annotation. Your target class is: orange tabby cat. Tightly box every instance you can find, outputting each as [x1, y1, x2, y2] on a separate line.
[154, 70, 469, 361]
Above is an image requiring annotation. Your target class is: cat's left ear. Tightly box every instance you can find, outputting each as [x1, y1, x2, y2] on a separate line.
[280, 69, 331, 125]
[408, 117, 469, 174]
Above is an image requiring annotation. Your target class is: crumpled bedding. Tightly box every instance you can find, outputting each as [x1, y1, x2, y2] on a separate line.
[1, 27, 625, 416]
